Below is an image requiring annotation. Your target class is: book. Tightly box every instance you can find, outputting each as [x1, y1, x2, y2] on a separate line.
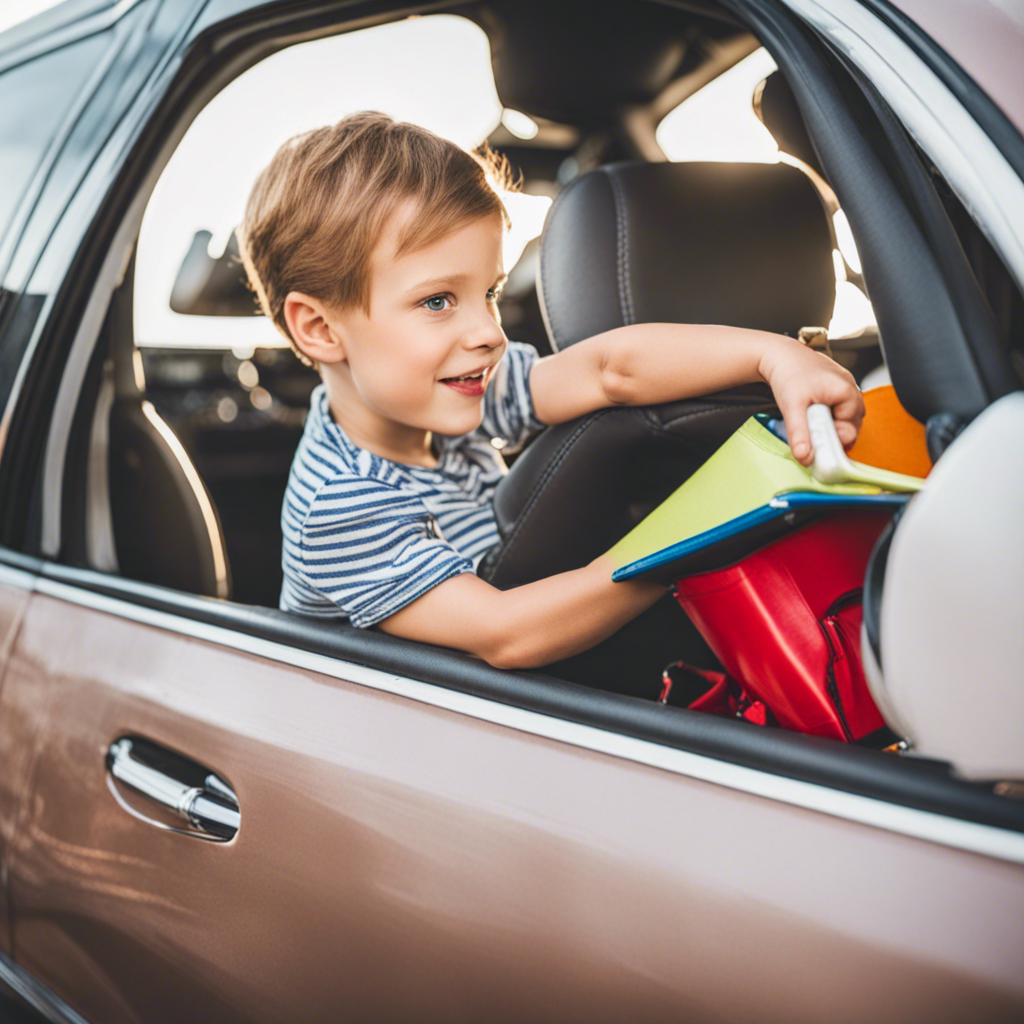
[610, 415, 920, 583]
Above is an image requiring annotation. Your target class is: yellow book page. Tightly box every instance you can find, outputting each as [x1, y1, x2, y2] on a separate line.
[608, 418, 879, 568]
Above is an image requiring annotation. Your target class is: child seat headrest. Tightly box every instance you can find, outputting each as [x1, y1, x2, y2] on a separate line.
[537, 160, 835, 353]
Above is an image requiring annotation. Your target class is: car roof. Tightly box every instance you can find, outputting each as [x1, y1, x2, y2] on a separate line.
[4, 0, 1021, 139]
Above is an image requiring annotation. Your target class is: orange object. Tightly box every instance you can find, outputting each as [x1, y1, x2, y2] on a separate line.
[847, 385, 932, 478]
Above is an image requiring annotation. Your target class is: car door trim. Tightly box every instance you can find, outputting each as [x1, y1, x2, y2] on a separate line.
[0, 949, 91, 1024]
[0, 562, 36, 593]
[39, 189, 148, 558]
[4, 561, 1022, 865]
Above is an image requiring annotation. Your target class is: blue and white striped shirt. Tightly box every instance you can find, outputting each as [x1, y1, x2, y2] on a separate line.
[281, 341, 545, 626]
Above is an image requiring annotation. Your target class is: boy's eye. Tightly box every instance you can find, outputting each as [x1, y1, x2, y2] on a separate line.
[486, 288, 502, 302]
[423, 294, 452, 312]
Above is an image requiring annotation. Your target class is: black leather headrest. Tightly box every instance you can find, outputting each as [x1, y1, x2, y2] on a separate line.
[488, 0, 693, 126]
[538, 161, 835, 351]
[754, 71, 824, 175]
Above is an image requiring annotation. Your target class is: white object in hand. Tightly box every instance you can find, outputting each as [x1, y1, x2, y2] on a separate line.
[806, 403, 925, 492]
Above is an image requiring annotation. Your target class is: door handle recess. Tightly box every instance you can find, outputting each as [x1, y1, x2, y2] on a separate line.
[107, 736, 240, 841]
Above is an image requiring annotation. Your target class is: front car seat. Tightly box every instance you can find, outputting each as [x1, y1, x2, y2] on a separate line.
[480, 159, 836, 591]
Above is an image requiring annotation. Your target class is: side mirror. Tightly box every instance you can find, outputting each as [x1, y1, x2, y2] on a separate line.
[879, 392, 1024, 780]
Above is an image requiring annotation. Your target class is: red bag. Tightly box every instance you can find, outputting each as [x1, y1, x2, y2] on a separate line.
[672, 512, 891, 743]
[660, 663, 770, 726]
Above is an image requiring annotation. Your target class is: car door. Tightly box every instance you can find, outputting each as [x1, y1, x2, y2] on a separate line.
[1, 2, 1023, 1022]
[5, 569, 1024, 1024]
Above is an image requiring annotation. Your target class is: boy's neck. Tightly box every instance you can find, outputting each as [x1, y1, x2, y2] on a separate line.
[321, 369, 439, 468]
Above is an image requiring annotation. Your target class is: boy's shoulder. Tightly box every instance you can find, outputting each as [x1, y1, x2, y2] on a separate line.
[286, 384, 413, 516]
[477, 339, 545, 454]
[298, 384, 377, 472]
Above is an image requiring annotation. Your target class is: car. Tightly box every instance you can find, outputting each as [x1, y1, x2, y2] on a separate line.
[0, 1, 1022, 1021]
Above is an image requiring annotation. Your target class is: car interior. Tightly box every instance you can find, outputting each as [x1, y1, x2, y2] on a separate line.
[51, 0, 1024, 795]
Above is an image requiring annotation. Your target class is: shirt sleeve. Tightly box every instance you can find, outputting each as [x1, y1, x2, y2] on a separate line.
[295, 476, 473, 628]
[479, 340, 546, 454]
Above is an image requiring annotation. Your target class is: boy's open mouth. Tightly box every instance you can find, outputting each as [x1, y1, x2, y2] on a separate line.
[440, 367, 490, 396]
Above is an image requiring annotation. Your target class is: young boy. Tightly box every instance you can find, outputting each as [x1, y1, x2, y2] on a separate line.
[239, 112, 863, 670]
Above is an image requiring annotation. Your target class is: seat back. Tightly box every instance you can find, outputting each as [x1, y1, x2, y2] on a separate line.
[99, 256, 231, 599]
[481, 160, 835, 590]
[108, 397, 231, 599]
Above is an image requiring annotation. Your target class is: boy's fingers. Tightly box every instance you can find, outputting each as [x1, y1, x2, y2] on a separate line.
[832, 390, 865, 433]
[834, 418, 858, 448]
[781, 405, 813, 465]
[833, 390, 864, 450]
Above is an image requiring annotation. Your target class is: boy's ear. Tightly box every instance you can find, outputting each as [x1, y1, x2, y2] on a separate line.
[283, 291, 348, 365]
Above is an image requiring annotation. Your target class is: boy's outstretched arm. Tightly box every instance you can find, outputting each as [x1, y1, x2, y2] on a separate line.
[381, 323, 864, 667]
[377, 555, 664, 670]
[529, 323, 863, 466]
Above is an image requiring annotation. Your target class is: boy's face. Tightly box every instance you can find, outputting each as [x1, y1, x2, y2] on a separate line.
[322, 207, 509, 453]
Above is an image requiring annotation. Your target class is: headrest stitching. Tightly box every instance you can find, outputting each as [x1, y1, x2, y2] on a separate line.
[609, 170, 636, 326]
[537, 175, 578, 352]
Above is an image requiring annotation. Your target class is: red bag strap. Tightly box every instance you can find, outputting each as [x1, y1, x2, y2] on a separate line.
[659, 661, 768, 725]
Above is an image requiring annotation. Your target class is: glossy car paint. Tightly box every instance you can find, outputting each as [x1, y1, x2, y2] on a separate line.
[0, 567, 33, 953]
[1, 590, 1021, 1023]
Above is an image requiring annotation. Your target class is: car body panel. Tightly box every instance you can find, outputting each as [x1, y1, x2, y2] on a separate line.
[0, 565, 34, 953]
[2, 592, 1023, 1022]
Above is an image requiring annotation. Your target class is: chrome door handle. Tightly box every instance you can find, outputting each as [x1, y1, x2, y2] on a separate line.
[107, 736, 240, 841]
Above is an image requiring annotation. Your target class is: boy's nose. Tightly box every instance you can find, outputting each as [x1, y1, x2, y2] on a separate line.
[465, 307, 506, 349]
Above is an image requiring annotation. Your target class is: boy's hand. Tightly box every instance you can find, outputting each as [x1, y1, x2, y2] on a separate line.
[759, 339, 864, 466]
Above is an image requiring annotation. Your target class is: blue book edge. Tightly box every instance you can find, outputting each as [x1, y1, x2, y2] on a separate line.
[611, 491, 909, 582]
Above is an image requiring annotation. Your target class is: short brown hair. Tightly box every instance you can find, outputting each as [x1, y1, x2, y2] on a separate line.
[238, 111, 516, 363]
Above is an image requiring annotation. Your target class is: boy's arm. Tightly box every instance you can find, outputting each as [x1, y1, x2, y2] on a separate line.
[529, 323, 863, 466]
[377, 555, 664, 670]
[379, 325, 863, 667]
